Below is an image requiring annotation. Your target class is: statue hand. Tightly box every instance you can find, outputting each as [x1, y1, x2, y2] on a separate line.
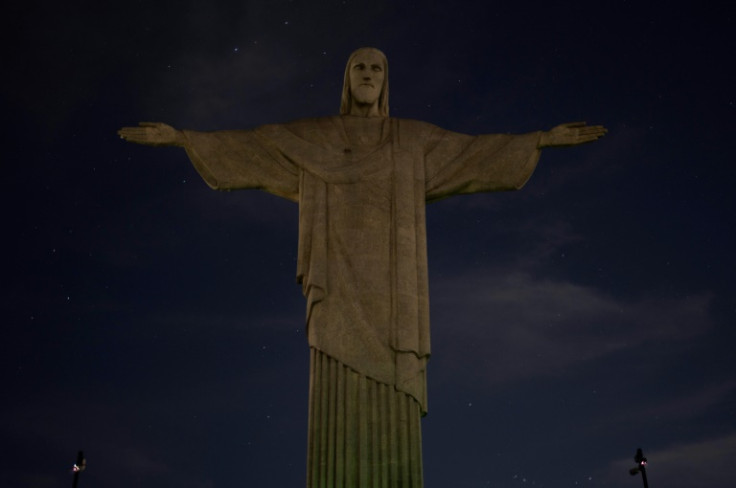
[117, 122, 185, 147]
[538, 122, 607, 148]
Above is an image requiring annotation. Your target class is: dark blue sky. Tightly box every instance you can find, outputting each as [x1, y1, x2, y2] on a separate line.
[4, 1, 735, 487]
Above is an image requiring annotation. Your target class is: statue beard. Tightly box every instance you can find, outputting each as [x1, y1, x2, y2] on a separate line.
[351, 84, 381, 106]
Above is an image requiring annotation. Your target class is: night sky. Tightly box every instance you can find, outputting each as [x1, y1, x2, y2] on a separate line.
[4, 1, 735, 487]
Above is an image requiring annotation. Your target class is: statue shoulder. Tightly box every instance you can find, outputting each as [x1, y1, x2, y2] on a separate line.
[396, 117, 439, 129]
[283, 116, 343, 139]
[392, 117, 444, 142]
[250, 116, 341, 143]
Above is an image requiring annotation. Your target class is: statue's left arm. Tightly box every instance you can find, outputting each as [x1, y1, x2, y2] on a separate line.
[423, 126, 542, 201]
[538, 122, 607, 148]
[423, 121, 606, 201]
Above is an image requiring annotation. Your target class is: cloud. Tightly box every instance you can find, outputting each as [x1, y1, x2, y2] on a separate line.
[141, 8, 352, 128]
[605, 433, 736, 488]
[430, 269, 713, 385]
[634, 380, 736, 423]
[166, 46, 307, 125]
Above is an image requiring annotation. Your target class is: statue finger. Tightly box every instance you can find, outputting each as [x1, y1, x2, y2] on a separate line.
[579, 127, 604, 135]
[578, 135, 602, 144]
[563, 121, 587, 128]
[118, 127, 141, 138]
[580, 127, 607, 137]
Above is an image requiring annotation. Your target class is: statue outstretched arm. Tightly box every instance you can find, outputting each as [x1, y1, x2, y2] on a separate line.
[538, 122, 607, 148]
[118, 122, 186, 147]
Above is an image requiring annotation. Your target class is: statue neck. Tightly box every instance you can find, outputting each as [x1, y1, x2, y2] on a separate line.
[340, 116, 389, 148]
[349, 101, 381, 117]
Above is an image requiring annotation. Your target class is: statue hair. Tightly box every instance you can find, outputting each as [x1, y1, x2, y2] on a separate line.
[340, 47, 389, 117]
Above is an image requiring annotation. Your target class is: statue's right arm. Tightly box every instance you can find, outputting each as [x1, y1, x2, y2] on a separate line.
[537, 122, 607, 148]
[117, 122, 186, 147]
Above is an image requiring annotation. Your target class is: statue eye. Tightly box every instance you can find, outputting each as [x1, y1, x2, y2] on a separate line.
[371, 65, 382, 72]
[353, 63, 365, 70]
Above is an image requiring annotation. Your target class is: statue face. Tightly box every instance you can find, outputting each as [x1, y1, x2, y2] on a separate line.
[348, 50, 385, 107]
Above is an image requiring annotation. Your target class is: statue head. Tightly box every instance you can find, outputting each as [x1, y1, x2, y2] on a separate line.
[340, 47, 389, 117]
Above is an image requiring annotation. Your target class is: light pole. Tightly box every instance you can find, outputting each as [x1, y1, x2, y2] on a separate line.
[629, 448, 649, 488]
[71, 450, 86, 488]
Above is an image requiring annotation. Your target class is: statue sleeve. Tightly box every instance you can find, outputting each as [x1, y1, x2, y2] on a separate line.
[423, 126, 543, 202]
[182, 129, 300, 202]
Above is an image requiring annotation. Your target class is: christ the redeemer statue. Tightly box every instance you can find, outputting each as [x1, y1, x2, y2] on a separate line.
[119, 47, 606, 488]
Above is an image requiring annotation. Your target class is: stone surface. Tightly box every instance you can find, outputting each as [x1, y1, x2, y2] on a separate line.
[118, 47, 606, 488]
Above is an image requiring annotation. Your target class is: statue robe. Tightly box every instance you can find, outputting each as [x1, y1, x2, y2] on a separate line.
[182, 115, 541, 487]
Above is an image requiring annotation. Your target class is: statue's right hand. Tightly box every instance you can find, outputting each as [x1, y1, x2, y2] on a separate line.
[117, 122, 185, 147]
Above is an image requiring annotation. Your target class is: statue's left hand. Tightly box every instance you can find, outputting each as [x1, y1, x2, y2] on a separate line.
[117, 122, 185, 147]
[538, 122, 607, 148]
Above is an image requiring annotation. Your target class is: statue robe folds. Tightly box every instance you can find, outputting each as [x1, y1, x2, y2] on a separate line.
[182, 116, 541, 414]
